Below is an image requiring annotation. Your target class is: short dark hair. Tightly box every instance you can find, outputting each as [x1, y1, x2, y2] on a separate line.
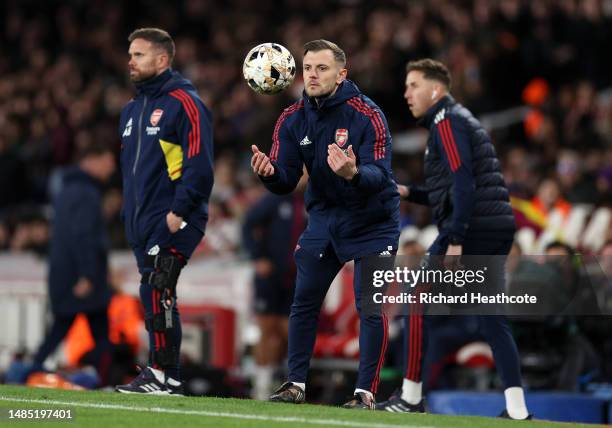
[545, 240, 575, 256]
[77, 143, 113, 162]
[128, 28, 175, 63]
[406, 58, 451, 90]
[303, 39, 346, 67]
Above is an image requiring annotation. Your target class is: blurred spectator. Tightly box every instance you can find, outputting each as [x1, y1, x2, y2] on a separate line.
[532, 178, 571, 220]
[31, 144, 116, 385]
[242, 176, 307, 400]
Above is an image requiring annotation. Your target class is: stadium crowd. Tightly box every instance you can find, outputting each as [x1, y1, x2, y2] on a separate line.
[1, 0, 612, 402]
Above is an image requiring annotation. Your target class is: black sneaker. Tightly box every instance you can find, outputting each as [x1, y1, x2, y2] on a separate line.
[376, 392, 425, 413]
[342, 392, 376, 410]
[165, 378, 185, 396]
[269, 382, 305, 404]
[115, 367, 168, 395]
[498, 409, 533, 420]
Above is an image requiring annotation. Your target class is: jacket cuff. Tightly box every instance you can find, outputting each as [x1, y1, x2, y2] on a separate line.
[170, 201, 190, 219]
[259, 163, 281, 183]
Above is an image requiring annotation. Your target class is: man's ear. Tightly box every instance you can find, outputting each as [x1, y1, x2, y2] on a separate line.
[157, 52, 169, 69]
[336, 68, 348, 84]
[431, 83, 443, 100]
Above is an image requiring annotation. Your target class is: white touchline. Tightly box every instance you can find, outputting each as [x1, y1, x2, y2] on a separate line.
[0, 396, 434, 428]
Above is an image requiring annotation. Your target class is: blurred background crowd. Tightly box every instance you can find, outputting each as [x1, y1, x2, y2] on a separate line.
[0, 0, 611, 408]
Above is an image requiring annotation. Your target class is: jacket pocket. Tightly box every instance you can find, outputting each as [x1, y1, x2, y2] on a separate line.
[149, 215, 174, 249]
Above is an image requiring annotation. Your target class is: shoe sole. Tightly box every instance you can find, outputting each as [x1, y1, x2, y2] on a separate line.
[269, 398, 304, 404]
[115, 388, 170, 395]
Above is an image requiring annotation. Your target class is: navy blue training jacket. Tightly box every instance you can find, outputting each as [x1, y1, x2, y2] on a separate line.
[48, 167, 111, 316]
[407, 95, 516, 243]
[119, 69, 214, 247]
[260, 80, 400, 262]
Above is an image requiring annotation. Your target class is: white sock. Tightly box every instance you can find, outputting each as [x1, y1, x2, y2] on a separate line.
[149, 367, 165, 384]
[291, 382, 305, 392]
[401, 378, 422, 404]
[354, 388, 374, 400]
[253, 366, 274, 400]
[504, 386, 529, 419]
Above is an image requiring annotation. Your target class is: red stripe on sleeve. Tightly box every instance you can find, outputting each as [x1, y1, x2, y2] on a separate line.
[178, 89, 201, 158]
[437, 120, 459, 171]
[349, 99, 381, 159]
[439, 119, 461, 171]
[442, 119, 461, 169]
[270, 101, 303, 162]
[169, 89, 201, 159]
[347, 97, 387, 160]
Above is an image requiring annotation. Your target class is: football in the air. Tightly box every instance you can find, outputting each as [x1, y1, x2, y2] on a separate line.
[243, 43, 296, 95]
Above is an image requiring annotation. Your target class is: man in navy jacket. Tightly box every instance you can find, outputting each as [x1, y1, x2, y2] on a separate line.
[251, 39, 400, 409]
[116, 28, 214, 395]
[32, 144, 115, 381]
[377, 59, 530, 420]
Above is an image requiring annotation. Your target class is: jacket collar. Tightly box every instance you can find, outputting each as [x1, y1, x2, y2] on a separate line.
[135, 68, 173, 97]
[417, 94, 455, 129]
[303, 80, 361, 112]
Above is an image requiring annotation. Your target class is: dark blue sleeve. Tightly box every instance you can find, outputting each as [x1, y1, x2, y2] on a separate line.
[260, 110, 303, 194]
[405, 184, 430, 205]
[169, 92, 215, 218]
[433, 117, 475, 244]
[70, 186, 101, 281]
[241, 196, 276, 259]
[350, 108, 393, 194]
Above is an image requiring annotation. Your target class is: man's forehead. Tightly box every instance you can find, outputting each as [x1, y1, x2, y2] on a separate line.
[129, 38, 153, 52]
[405, 70, 425, 84]
[303, 49, 335, 65]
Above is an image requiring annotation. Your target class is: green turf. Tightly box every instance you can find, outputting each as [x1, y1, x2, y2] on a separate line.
[0, 385, 602, 428]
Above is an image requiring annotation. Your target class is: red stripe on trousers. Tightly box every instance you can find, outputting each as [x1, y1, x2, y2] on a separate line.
[370, 313, 388, 393]
[407, 313, 416, 379]
[407, 307, 423, 381]
[152, 288, 159, 351]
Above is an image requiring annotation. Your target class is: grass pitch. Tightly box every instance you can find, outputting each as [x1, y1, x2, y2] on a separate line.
[0, 385, 601, 427]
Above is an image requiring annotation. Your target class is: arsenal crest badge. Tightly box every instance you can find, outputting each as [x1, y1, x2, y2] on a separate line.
[335, 128, 348, 147]
[150, 109, 164, 126]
